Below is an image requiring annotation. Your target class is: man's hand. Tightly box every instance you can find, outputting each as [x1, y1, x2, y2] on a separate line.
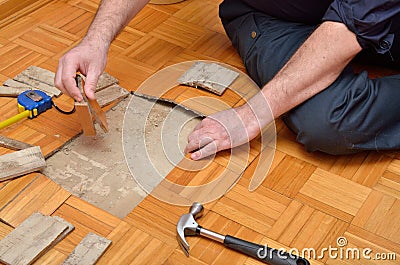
[185, 103, 263, 160]
[55, 40, 108, 101]
[54, 0, 149, 101]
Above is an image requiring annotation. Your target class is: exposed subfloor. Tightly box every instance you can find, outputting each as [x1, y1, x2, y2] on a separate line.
[44, 95, 200, 218]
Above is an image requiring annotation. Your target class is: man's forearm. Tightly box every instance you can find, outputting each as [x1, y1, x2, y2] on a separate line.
[83, 0, 149, 47]
[249, 21, 363, 128]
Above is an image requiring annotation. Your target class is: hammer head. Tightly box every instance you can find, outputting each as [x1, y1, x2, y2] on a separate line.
[177, 202, 204, 256]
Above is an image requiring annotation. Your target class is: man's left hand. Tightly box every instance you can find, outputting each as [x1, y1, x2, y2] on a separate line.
[184, 104, 261, 160]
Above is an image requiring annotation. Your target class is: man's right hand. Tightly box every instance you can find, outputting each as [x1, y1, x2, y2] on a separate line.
[55, 40, 108, 102]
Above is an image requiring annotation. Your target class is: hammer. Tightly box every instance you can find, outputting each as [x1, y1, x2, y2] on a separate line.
[177, 202, 310, 265]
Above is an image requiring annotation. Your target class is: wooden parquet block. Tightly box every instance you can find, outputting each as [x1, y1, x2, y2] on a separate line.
[163, 249, 208, 265]
[263, 155, 316, 198]
[124, 35, 184, 69]
[352, 190, 400, 243]
[188, 31, 236, 61]
[98, 221, 174, 265]
[123, 201, 185, 247]
[0, 173, 37, 209]
[375, 170, 400, 199]
[65, 196, 120, 229]
[150, 17, 207, 48]
[173, 0, 224, 33]
[128, 5, 170, 34]
[112, 26, 145, 50]
[0, 174, 70, 227]
[297, 168, 371, 217]
[52, 203, 117, 255]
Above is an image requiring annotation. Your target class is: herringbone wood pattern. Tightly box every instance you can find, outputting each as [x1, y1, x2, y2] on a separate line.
[0, 0, 399, 264]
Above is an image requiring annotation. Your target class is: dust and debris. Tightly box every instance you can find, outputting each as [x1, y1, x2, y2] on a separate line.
[44, 95, 201, 218]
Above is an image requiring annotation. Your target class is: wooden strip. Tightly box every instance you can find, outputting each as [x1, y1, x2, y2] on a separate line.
[96, 72, 119, 92]
[95, 84, 129, 107]
[13, 73, 61, 97]
[75, 74, 104, 134]
[3, 79, 32, 88]
[0, 135, 34, 150]
[18, 66, 55, 87]
[0, 173, 38, 211]
[0, 212, 72, 265]
[0, 146, 46, 181]
[74, 102, 96, 136]
[65, 196, 121, 228]
[0, 86, 28, 97]
[62, 232, 111, 265]
[87, 98, 109, 133]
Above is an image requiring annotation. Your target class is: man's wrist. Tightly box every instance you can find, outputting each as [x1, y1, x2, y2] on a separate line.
[247, 91, 274, 129]
[81, 33, 111, 51]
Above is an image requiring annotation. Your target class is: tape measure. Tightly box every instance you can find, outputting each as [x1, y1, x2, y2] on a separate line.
[0, 90, 74, 130]
[17, 90, 53, 118]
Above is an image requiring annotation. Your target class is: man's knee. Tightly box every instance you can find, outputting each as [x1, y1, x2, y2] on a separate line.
[283, 112, 357, 155]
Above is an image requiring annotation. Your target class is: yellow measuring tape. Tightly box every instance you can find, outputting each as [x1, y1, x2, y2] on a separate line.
[0, 110, 31, 130]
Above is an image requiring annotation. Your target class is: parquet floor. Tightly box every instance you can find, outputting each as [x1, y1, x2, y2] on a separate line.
[0, 0, 399, 264]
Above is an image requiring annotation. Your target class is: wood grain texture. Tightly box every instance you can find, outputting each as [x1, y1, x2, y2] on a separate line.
[0, 146, 45, 181]
[62, 232, 111, 265]
[0, 135, 34, 150]
[0, 85, 27, 97]
[95, 84, 129, 107]
[0, 212, 73, 265]
[74, 102, 96, 136]
[14, 69, 61, 97]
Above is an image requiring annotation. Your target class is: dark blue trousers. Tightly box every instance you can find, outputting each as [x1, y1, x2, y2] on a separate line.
[219, 0, 400, 155]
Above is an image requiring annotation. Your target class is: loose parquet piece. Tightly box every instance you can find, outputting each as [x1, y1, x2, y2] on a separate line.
[178, 61, 239, 95]
[1, 79, 33, 97]
[95, 84, 130, 107]
[76, 74, 109, 134]
[14, 71, 61, 97]
[74, 102, 96, 136]
[62, 232, 111, 265]
[0, 212, 73, 265]
[18, 66, 55, 87]
[96, 72, 119, 92]
[0, 85, 27, 97]
[0, 135, 34, 150]
[87, 97, 109, 133]
[0, 146, 45, 181]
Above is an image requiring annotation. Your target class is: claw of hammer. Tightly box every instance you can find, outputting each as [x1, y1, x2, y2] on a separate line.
[176, 202, 204, 256]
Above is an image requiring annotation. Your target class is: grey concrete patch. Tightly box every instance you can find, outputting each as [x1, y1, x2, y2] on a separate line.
[44, 95, 201, 218]
[123, 95, 201, 193]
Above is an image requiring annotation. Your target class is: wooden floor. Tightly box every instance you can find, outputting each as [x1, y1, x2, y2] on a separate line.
[0, 0, 399, 264]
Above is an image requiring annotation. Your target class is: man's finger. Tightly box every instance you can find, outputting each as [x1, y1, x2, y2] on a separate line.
[54, 62, 68, 96]
[185, 135, 213, 154]
[62, 64, 83, 101]
[191, 141, 218, 160]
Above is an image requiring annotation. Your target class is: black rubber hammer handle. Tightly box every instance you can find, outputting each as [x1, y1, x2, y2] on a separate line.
[224, 235, 310, 265]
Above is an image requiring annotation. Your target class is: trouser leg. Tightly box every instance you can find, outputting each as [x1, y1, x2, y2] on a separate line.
[220, 1, 400, 155]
